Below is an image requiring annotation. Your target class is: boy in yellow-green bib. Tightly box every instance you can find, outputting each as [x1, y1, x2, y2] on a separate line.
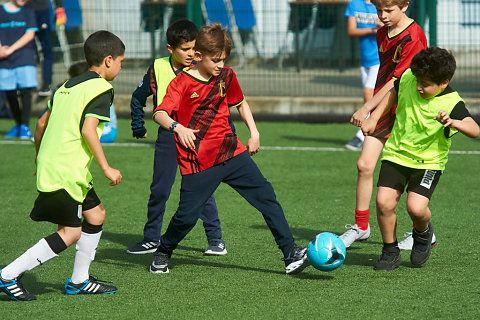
[361, 47, 479, 271]
[0, 30, 124, 301]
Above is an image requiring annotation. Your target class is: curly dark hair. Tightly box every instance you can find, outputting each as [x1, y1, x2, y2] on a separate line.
[410, 47, 456, 84]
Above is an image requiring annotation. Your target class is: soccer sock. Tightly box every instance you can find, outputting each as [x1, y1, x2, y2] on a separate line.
[71, 224, 103, 284]
[355, 128, 365, 142]
[414, 225, 430, 234]
[383, 241, 399, 250]
[1, 233, 66, 280]
[19, 88, 33, 125]
[354, 209, 369, 230]
[5, 90, 21, 125]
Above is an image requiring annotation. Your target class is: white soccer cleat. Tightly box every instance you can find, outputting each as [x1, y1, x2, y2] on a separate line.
[398, 232, 437, 250]
[339, 224, 370, 248]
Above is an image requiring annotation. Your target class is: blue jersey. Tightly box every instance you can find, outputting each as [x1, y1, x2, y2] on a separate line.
[0, 4, 37, 68]
[345, 0, 379, 67]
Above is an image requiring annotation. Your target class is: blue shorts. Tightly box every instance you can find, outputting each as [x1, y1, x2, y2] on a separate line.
[0, 66, 38, 90]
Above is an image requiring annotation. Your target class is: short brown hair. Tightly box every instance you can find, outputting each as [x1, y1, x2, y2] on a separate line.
[195, 23, 233, 57]
[372, 0, 409, 9]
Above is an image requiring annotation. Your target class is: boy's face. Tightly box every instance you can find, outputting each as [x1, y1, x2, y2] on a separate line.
[416, 76, 448, 100]
[105, 53, 124, 81]
[168, 40, 196, 69]
[376, 3, 409, 27]
[196, 51, 227, 77]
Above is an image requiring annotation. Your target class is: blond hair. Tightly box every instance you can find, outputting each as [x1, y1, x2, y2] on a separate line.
[372, 0, 409, 9]
[195, 23, 233, 57]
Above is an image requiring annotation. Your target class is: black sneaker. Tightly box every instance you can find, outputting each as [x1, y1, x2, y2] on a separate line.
[126, 241, 160, 254]
[150, 251, 170, 274]
[204, 239, 227, 256]
[65, 276, 117, 295]
[374, 246, 401, 270]
[0, 270, 36, 301]
[37, 83, 52, 97]
[411, 222, 434, 267]
[283, 245, 310, 274]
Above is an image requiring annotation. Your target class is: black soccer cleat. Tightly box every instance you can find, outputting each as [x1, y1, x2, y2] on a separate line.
[0, 270, 36, 301]
[283, 245, 310, 274]
[374, 246, 402, 270]
[411, 222, 434, 267]
[150, 251, 171, 274]
[65, 276, 117, 295]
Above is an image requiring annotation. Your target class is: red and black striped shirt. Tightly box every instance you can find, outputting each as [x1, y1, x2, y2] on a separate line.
[154, 67, 246, 175]
[372, 21, 427, 138]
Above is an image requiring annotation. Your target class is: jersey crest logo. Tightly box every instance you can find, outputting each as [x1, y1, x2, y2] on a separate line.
[190, 92, 199, 99]
[219, 80, 226, 97]
[393, 44, 403, 63]
[379, 44, 384, 53]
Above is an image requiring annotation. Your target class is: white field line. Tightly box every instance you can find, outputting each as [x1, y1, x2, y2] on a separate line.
[1, 140, 479, 155]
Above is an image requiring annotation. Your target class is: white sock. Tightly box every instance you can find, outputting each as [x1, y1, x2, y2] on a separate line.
[70, 231, 102, 284]
[355, 128, 365, 142]
[1, 239, 57, 280]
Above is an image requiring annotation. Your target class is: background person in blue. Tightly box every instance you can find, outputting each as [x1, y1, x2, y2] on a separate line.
[344, 0, 382, 151]
[0, 0, 38, 139]
[27, 0, 66, 96]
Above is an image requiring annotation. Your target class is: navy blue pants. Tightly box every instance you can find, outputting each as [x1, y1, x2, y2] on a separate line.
[158, 151, 295, 258]
[34, 9, 53, 85]
[143, 127, 222, 242]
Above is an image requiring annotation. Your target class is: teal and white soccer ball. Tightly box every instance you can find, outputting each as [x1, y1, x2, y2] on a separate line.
[307, 232, 346, 272]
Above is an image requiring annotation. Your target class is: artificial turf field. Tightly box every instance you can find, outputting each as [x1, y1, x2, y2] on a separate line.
[1, 118, 479, 319]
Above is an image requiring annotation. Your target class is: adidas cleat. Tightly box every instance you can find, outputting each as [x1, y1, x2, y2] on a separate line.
[65, 276, 117, 295]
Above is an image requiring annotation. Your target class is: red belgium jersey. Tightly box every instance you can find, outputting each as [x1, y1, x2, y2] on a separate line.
[154, 66, 246, 175]
[372, 21, 427, 138]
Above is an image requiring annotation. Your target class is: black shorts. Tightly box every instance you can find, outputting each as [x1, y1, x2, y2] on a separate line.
[30, 188, 101, 227]
[377, 160, 441, 199]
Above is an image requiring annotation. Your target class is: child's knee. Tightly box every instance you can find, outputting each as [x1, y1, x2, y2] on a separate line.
[83, 204, 106, 226]
[406, 202, 429, 219]
[357, 157, 376, 175]
[376, 195, 396, 215]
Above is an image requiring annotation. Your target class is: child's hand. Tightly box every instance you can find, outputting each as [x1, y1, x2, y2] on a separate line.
[175, 125, 199, 150]
[351, 107, 369, 127]
[247, 133, 260, 155]
[434, 110, 453, 127]
[361, 118, 377, 136]
[104, 167, 122, 186]
[0, 45, 10, 59]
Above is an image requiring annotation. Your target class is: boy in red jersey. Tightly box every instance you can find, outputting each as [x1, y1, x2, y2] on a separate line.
[340, 0, 430, 249]
[150, 23, 309, 275]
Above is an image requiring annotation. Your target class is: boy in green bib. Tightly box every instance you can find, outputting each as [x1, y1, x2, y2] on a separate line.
[0, 30, 124, 301]
[361, 47, 479, 270]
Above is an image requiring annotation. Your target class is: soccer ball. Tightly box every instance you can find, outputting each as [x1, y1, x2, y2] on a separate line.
[307, 232, 346, 272]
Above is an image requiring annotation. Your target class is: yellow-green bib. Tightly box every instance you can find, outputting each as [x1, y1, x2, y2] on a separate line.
[382, 69, 462, 171]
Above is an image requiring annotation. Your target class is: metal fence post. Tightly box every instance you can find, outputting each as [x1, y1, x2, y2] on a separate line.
[428, 0, 437, 46]
[187, 0, 203, 28]
[417, 0, 426, 30]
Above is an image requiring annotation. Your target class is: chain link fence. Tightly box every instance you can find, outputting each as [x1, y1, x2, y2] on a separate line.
[47, 0, 479, 99]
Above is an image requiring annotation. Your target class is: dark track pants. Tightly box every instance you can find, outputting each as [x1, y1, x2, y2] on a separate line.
[158, 151, 295, 257]
[143, 127, 222, 242]
[35, 9, 53, 85]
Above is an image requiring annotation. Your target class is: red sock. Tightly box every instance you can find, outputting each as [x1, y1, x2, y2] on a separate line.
[355, 209, 369, 231]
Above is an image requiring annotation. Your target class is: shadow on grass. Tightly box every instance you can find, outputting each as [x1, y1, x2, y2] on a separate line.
[248, 224, 321, 243]
[99, 231, 332, 279]
[0, 272, 64, 302]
